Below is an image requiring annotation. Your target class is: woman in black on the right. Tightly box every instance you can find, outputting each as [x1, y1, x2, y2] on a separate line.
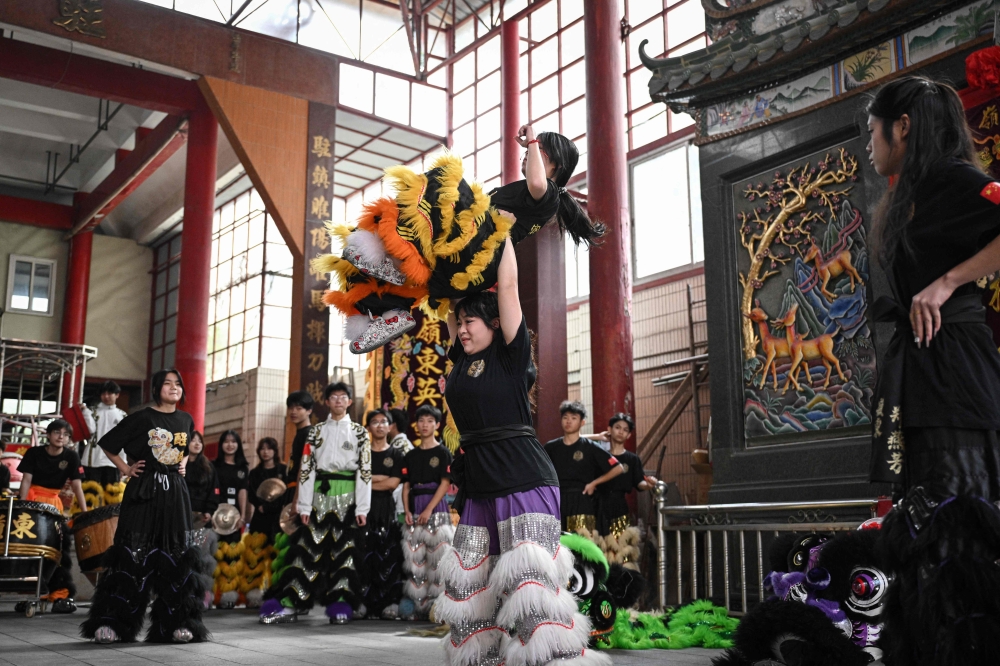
[867, 76, 1000, 666]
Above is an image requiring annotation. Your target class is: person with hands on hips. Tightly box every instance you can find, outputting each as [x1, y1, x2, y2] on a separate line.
[259, 381, 371, 625]
[81, 368, 208, 644]
[865, 76, 1000, 666]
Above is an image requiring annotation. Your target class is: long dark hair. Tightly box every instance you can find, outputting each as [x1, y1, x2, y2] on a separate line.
[867, 76, 977, 267]
[188, 430, 212, 476]
[537, 132, 606, 246]
[214, 429, 248, 469]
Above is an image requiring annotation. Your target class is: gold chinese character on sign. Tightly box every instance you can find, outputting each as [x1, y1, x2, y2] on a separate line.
[414, 347, 443, 376]
[311, 195, 330, 220]
[306, 380, 324, 404]
[413, 377, 441, 406]
[981, 105, 999, 130]
[308, 353, 325, 372]
[53, 0, 106, 38]
[311, 135, 332, 158]
[307, 319, 326, 344]
[414, 319, 441, 346]
[311, 289, 328, 312]
[312, 165, 331, 189]
[309, 262, 328, 283]
[309, 227, 330, 251]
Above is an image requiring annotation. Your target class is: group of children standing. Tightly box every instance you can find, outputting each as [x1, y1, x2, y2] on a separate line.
[259, 382, 455, 625]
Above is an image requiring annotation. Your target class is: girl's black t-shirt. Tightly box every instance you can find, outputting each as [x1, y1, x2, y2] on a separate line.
[248, 463, 287, 510]
[184, 458, 219, 514]
[445, 316, 559, 499]
[890, 159, 1000, 428]
[18, 446, 84, 490]
[401, 445, 453, 486]
[98, 407, 193, 468]
[215, 460, 249, 506]
[489, 179, 560, 245]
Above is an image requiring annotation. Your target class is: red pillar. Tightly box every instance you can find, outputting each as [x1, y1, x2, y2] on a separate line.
[501, 18, 521, 185]
[584, 0, 636, 448]
[61, 228, 93, 408]
[174, 99, 218, 432]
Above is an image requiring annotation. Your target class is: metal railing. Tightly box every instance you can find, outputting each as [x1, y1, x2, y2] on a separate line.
[654, 489, 880, 614]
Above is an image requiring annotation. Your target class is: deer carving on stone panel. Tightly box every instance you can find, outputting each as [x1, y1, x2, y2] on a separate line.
[743, 302, 796, 390]
[774, 303, 846, 392]
[803, 239, 864, 301]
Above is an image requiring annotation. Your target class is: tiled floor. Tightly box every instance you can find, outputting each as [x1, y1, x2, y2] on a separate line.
[0, 603, 722, 666]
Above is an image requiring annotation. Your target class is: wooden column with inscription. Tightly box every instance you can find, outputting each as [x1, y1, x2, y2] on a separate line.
[301, 102, 336, 421]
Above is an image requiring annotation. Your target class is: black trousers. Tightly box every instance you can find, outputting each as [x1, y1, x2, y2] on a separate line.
[880, 427, 1000, 666]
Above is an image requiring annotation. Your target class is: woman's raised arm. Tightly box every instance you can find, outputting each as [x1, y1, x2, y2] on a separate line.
[497, 237, 521, 344]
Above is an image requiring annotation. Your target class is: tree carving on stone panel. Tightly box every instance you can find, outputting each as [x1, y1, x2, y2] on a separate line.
[736, 146, 875, 441]
[738, 149, 859, 360]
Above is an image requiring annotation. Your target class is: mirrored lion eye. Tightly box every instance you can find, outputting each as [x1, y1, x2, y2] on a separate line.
[568, 569, 584, 594]
[580, 568, 595, 597]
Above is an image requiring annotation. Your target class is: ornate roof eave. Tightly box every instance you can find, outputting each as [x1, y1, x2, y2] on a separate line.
[642, 0, 978, 111]
[701, 0, 794, 21]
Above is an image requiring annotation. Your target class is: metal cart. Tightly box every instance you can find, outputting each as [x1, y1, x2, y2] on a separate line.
[0, 496, 45, 617]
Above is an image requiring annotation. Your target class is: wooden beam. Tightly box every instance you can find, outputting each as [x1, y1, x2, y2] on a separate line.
[69, 114, 188, 236]
[0, 194, 74, 230]
[0, 39, 201, 114]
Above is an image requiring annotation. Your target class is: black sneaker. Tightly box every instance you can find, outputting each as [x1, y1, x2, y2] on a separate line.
[52, 598, 77, 613]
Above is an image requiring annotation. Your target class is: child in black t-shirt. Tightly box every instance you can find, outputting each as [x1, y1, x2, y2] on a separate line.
[542, 401, 623, 533]
[595, 413, 658, 571]
[16, 419, 87, 613]
[400, 405, 454, 620]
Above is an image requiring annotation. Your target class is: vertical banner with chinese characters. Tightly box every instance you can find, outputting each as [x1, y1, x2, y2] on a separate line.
[302, 102, 336, 420]
[365, 310, 460, 452]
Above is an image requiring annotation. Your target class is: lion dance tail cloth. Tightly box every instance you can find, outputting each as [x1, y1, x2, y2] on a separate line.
[434, 487, 610, 666]
[402, 510, 455, 618]
[262, 475, 364, 613]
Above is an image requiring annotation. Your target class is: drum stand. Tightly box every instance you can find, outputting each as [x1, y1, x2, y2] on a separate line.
[0, 496, 45, 617]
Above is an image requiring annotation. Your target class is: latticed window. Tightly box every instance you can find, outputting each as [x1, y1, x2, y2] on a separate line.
[207, 189, 294, 381]
[149, 235, 181, 372]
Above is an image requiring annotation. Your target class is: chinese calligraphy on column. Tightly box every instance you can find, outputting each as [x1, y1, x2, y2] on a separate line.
[302, 103, 337, 416]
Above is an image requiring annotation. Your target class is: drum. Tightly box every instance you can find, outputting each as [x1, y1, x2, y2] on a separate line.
[0, 499, 64, 594]
[72, 504, 120, 572]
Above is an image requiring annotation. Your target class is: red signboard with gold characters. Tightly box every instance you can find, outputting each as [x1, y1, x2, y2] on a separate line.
[363, 310, 459, 452]
[963, 45, 1000, 349]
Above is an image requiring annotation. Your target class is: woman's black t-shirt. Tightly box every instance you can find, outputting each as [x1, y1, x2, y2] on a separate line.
[445, 317, 559, 499]
[489, 179, 560, 245]
[248, 463, 286, 509]
[542, 438, 618, 491]
[99, 407, 193, 469]
[18, 446, 84, 490]
[599, 450, 644, 495]
[401, 445, 453, 486]
[185, 458, 220, 515]
[890, 159, 1000, 428]
[215, 460, 249, 506]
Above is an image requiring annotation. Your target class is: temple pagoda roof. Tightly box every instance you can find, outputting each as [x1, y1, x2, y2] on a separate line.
[640, 0, 980, 111]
